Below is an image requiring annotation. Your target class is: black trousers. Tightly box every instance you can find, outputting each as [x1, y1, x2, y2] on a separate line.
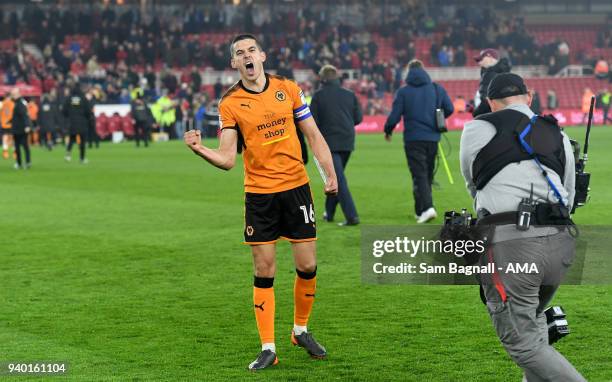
[88, 125, 99, 148]
[325, 151, 358, 221]
[404, 141, 437, 216]
[67, 133, 86, 161]
[14, 133, 30, 166]
[40, 128, 55, 149]
[134, 122, 150, 147]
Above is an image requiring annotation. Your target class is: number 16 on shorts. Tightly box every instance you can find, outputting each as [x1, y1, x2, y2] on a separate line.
[300, 204, 315, 223]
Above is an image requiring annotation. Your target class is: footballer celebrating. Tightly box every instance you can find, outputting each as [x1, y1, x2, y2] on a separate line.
[184, 34, 338, 371]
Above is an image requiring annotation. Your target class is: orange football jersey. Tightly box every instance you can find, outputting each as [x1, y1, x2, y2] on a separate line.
[219, 74, 312, 193]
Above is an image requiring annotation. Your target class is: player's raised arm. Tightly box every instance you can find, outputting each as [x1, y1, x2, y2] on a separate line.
[297, 116, 338, 195]
[184, 128, 238, 171]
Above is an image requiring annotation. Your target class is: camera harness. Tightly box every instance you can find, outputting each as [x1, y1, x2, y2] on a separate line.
[518, 114, 567, 207]
[472, 108, 569, 230]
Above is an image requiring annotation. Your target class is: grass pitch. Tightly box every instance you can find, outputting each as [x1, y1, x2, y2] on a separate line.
[1, 127, 611, 381]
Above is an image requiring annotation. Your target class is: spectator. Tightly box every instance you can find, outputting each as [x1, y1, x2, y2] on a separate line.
[213, 78, 223, 100]
[194, 99, 206, 134]
[174, 99, 185, 140]
[595, 57, 609, 80]
[438, 46, 450, 67]
[118, 89, 131, 104]
[547, 90, 558, 110]
[190, 66, 202, 93]
[203, 100, 219, 138]
[383, 60, 454, 223]
[453, 95, 467, 113]
[454, 46, 467, 66]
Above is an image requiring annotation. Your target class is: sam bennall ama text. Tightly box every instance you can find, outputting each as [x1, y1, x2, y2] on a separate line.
[372, 262, 539, 276]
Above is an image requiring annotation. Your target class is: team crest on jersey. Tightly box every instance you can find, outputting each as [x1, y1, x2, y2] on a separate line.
[246, 226, 254, 236]
[275, 90, 286, 102]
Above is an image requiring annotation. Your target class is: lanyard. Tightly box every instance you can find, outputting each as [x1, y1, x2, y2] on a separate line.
[518, 115, 567, 207]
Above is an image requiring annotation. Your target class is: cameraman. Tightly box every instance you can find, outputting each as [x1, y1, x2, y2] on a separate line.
[460, 73, 585, 381]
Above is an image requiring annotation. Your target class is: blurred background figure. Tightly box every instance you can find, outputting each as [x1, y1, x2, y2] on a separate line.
[597, 88, 611, 125]
[1, 94, 14, 160]
[131, 94, 155, 148]
[38, 92, 60, 151]
[86, 91, 100, 149]
[10, 88, 32, 169]
[547, 90, 559, 110]
[453, 95, 466, 113]
[63, 83, 94, 164]
[594, 57, 609, 80]
[26, 97, 38, 145]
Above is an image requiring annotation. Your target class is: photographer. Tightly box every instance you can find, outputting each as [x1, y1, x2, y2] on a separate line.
[459, 73, 585, 381]
[384, 60, 453, 223]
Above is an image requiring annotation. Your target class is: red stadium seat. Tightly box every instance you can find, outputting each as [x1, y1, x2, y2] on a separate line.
[107, 115, 122, 133]
[96, 114, 110, 139]
[121, 115, 134, 137]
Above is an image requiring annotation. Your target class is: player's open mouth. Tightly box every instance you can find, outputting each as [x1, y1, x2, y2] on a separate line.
[245, 62, 255, 75]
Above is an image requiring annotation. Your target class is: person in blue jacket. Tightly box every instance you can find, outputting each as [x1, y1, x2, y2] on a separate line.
[384, 59, 454, 223]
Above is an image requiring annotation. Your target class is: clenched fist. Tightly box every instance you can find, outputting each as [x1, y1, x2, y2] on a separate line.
[184, 129, 202, 151]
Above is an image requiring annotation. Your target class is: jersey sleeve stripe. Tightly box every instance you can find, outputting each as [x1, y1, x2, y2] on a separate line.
[295, 111, 312, 121]
[294, 106, 311, 120]
[293, 104, 309, 113]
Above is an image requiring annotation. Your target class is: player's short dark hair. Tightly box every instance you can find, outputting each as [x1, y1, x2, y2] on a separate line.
[408, 59, 423, 69]
[230, 34, 262, 57]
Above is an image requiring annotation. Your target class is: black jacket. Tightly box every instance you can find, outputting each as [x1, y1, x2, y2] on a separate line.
[473, 58, 511, 117]
[11, 97, 31, 135]
[63, 90, 94, 134]
[131, 100, 155, 127]
[39, 98, 60, 131]
[310, 79, 363, 152]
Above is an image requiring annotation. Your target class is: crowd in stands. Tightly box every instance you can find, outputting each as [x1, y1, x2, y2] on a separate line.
[0, 2, 610, 131]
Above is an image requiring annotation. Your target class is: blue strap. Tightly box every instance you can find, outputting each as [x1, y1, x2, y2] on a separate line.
[518, 115, 567, 207]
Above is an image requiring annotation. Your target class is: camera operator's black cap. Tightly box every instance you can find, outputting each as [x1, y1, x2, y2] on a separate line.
[487, 73, 528, 100]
